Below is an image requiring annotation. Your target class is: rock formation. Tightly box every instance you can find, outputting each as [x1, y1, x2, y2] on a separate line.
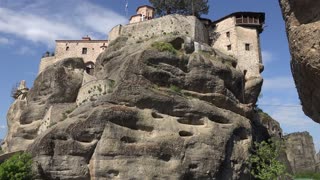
[316, 151, 320, 172]
[284, 132, 317, 174]
[279, 0, 320, 123]
[2, 59, 84, 152]
[25, 33, 259, 179]
[252, 109, 283, 141]
[1, 15, 279, 179]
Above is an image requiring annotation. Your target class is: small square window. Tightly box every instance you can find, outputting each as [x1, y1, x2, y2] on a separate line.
[245, 43, 250, 51]
[66, 47, 69, 51]
[226, 32, 230, 38]
[82, 48, 87, 54]
[227, 45, 231, 51]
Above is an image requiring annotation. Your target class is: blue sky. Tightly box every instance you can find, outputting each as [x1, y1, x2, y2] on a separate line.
[0, 0, 319, 151]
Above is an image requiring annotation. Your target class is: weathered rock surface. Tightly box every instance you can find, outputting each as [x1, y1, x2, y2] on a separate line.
[316, 151, 320, 172]
[251, 110, 293, 175]
[252, 109, 283, 142]
[284, 132, 317, 174]
[2, 58, 84, 152]
[279, 0, 320, 123]
[20, 33, 262, 180]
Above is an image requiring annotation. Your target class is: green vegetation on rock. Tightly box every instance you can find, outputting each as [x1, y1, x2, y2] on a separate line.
[294, 172, 320, 179]
[152, 42, 177, 54]
[248, 138, 289, 180]
[170, 85, 182, 94]
[0, 152, 33, 180]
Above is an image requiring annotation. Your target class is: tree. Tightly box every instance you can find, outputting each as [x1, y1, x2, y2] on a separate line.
[248, 138, 289, 180]
[0, 153, 34, 180]
[149, 0, 209, 17]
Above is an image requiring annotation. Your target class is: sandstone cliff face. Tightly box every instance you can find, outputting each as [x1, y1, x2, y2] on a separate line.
[14, 33, 261, 179]
[1, 59, 84, 152]
[252, 110, 283, 141]
[285, 132, 317, 174]
[316, 152, 320, 172]
[279, 0, 320, 123]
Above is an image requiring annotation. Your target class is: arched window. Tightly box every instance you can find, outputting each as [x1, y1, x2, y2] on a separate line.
[85, 61, 95, 75]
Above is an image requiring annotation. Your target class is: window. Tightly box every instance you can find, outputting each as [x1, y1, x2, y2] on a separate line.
[227, 45, 231, 51]
[82, 48, 87, 54]
[85, 62, 95, 75]
[66, 46, 69, 51]
[226, 32, 230, 38]
[245, 43, 250, 51]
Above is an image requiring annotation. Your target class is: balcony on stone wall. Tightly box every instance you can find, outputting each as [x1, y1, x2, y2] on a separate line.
[235, 13, 265, 33]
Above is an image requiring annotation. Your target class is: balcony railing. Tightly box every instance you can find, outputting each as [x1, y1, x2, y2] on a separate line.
[236, 16, 262, 26]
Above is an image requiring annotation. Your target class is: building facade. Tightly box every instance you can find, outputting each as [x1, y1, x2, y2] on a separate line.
[211, 12, 265, 79]
[39, 6, 265, 89]
[39, 36, 108, 74]
[129, 5, 155, 24]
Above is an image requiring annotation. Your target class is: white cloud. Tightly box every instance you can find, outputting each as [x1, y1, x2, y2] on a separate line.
[270, 106, 313, 127]
[0, 37, 11, 45]
[18, 46, 36, 55]
[263, 76, 295, 91]
[262, 50, 273, 64]
[0, 0, 127, 47]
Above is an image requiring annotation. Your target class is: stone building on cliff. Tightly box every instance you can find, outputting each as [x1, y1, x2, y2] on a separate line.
[211, 12, 265, 79]
[39, 36, 108, 74]
[129, 5, 155, 24]
[38, 5, 265, 104]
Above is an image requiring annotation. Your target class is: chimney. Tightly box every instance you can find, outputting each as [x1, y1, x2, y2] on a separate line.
[82, 35, 91, 41]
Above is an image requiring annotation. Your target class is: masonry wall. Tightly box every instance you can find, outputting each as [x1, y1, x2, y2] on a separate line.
[38, 40, 108, 74]
[130, 16, 141, 24]
[212, 17, 238, 58]
[211, 17, 263, 79]
[109, 14, 208, 44]
[137, 7, 154, 18]
[38, 56, 57, 74]
[76, 79, 111, 106]
[235, 26, 262, 78]
[38, 103, 76, 135]
[55, 41, 108, 63]
[109, 25, 122, 41]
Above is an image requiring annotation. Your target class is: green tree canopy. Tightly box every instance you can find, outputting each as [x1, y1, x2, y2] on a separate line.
[149, 0, 209, 17]
[0, 153, 33, 180]
[248, 139, 289, 180]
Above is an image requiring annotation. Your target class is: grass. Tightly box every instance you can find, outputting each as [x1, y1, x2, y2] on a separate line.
[294, 172, 320, 180]
[151, 42, 177, 54]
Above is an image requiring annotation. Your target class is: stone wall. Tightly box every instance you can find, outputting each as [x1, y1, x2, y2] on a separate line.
[235, 26, 262, 78]
[82, 72, 97, 84]
[109, 14, 209, 44]
[212, 16, 263, 79]
[38, 56, 57, 74]
[38, 40, 108, 74]
[38, 103, 77, 135]
[129, 15, 141, 24]
[285, 132, 317, 174]
[212, 17, 237, 57]
[55, 40, 108, 64]
[76, 79, 113, 106]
